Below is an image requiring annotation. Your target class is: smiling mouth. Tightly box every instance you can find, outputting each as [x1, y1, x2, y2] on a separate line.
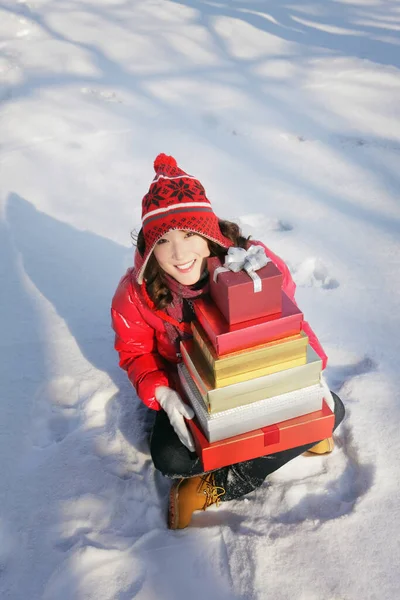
[175, 260, 196, 273]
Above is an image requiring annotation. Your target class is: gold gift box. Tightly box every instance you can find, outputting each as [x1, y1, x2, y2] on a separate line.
[180, 339, 322, 414]
[192, 321, 308, 387]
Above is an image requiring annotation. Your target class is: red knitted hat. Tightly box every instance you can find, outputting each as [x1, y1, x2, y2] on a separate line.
[137, 153, 233, 284]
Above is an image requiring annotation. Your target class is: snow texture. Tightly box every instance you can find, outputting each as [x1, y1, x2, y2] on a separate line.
[1, 0, 400, 598]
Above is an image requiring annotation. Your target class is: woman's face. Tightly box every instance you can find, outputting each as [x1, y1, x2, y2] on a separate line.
[153, 230, 210, 285]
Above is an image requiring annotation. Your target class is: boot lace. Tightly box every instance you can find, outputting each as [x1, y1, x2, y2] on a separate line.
[200, 475, 226, 510]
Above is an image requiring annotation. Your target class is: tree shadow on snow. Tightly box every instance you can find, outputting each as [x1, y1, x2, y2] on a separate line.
[5, 192, 152, 456]
[0, 207, 76, 598]
[171, 0, 400, 70]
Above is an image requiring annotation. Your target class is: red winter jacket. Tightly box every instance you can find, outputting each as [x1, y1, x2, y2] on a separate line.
[111, 241, 328, 411]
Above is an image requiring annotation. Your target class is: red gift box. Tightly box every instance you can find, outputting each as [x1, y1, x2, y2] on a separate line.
[187, 400, 334, 471]
[193, 291, 303, 356]
[208, 255, 283, 325]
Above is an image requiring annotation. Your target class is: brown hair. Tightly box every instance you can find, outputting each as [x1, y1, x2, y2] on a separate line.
[132, 220, 250, 309]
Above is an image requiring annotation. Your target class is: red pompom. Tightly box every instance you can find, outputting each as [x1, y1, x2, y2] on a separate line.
[154, 153, 177, 172]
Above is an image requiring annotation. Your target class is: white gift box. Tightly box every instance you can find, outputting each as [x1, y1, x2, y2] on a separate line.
[178, 363, 325, 443]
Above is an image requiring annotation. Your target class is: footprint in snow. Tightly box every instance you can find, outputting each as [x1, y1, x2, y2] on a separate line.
[30, 408, 79, 448]
[81, 87, 123, 104]
[294, 257, 339, 289]
[30, 377, 82, 448]
[339, 135, 400, 153]
[269, 416, 374, 531]
[237, 214, 293, 235]
[327, 356, 377, 395]
[90, 388, 154, 480]
[29, 376, 106, 448]
[267, 360, 376, 532]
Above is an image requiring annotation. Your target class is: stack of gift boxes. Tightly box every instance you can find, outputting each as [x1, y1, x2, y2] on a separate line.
[177, 247, 334, 471]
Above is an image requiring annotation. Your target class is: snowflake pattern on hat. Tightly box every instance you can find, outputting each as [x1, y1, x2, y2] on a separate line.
[142, 179, 205, 212]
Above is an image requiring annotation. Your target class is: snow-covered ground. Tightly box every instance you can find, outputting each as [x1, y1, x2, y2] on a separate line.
[1, 0, 400, 598]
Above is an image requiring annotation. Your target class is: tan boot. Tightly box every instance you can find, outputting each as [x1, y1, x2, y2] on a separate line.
[307, 437, 334, 454]
[168, 473, 226, 530]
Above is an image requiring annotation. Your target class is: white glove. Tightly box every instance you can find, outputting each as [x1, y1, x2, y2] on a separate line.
[155, 386, 195, 452]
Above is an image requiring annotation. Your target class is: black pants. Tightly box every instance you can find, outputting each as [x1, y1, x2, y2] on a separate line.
[150, 393, 345, 501]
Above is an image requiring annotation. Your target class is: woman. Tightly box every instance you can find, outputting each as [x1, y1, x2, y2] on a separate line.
[111, 154, 345, 529]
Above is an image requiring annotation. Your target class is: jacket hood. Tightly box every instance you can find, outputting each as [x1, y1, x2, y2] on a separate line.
[133, 248, 144, 281]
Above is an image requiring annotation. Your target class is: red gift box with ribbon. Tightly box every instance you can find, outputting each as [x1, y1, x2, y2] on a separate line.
[187, 400, 334, 471]
[193, 292, 304, 356]
[208, 246, 283, 325]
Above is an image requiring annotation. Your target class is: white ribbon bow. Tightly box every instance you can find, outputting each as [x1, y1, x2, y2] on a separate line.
[213, 246, 271, 293]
